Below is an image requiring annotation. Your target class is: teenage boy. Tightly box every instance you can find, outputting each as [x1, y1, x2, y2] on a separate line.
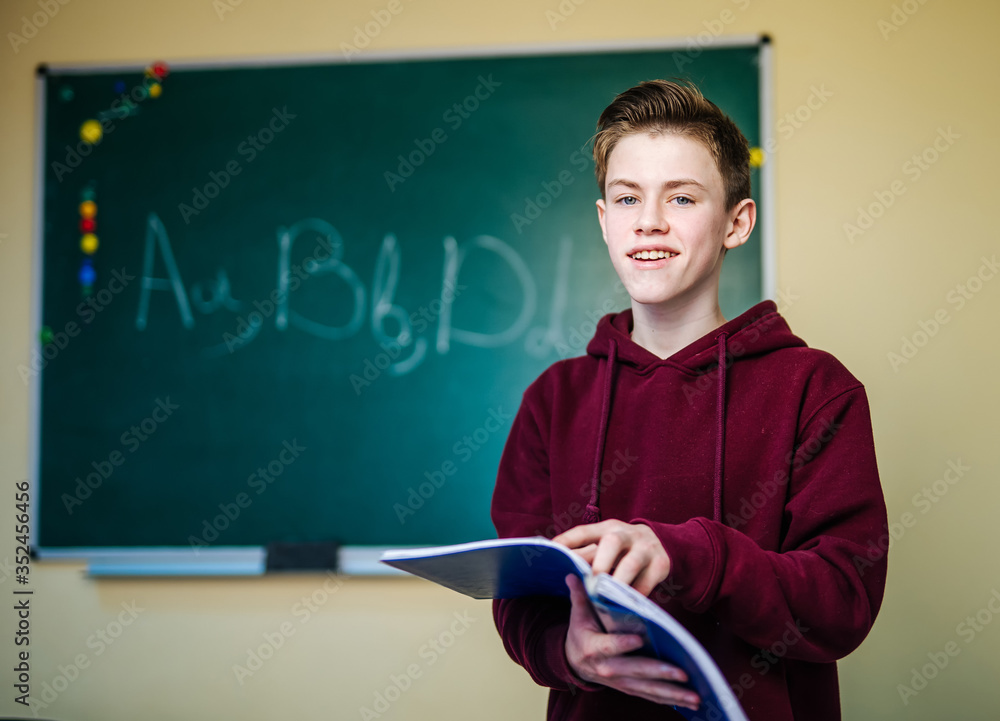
[491, 80, 888, 721]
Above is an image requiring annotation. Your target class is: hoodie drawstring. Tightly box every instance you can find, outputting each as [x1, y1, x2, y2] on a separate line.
[582, 339, 617, 524]
[713, 332, 728, 524]
[582, 333, 728, 526]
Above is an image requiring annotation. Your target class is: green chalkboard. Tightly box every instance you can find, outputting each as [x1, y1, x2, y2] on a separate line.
[33, 41, 765, 551]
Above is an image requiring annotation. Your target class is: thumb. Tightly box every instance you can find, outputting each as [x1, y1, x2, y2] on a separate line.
[565, 574, 600, 631]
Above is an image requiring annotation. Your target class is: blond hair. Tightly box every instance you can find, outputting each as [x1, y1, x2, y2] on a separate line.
[593, 79, 751, 209]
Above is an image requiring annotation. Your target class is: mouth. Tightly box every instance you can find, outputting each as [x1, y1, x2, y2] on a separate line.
[627, 248, 679, 261]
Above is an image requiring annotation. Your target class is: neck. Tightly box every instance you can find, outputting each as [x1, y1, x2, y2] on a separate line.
[629, 298, 726, 359]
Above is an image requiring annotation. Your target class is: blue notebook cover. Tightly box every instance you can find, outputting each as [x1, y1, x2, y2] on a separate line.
[380, 537, 748, 721]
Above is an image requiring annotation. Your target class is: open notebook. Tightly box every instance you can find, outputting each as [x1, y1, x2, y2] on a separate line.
[381, 536, 748, 721]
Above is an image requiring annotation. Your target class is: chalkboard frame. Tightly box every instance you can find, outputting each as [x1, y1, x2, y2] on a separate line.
[29, 35, 774, 575]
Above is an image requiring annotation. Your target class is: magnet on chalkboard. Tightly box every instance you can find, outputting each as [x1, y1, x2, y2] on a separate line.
[78, 260, 96, 286]
[80, 119, 102, 145]
[80, 233, 99, 255]
[265, 541, 341, 572]
[150, 60, 169, 79]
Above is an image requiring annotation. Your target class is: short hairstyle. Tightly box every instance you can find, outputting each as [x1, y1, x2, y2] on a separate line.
[593, 79, 751, 209]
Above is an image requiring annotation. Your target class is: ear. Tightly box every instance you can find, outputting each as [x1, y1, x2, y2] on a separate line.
[596, 198, 609, 246]
[724, 198, 756, 250]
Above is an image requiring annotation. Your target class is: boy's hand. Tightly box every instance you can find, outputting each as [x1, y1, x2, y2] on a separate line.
[553, 520, 671, 597]
[563, 574, 700, 710]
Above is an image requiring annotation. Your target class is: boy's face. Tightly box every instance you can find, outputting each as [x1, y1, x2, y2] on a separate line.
[596, 132, 754, 312]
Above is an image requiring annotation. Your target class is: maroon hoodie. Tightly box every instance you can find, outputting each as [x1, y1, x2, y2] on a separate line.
[491, 300, 888, 721]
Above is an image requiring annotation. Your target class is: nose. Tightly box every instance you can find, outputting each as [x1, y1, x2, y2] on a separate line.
[634, 200, 668, 234]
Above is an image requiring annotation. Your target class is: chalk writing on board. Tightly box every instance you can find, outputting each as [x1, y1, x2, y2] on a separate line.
[135, 213, 576, 374]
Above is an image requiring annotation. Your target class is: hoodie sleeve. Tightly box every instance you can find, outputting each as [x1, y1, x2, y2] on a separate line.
[490, 389, 604, 692]
[634, 384, 888, 663]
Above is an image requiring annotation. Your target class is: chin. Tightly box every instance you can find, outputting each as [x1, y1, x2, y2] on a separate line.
[620, 291, 673, 308]
[631, 296, 679, 309]
[617, 281, 677, 307]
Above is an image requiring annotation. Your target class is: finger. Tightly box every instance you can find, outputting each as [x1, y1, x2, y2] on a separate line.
[565, 574, 600, 631]
[608, 546, 646, 588]
[591, 532, 627, 576]
[627, 557, 672, 597]
[565, 573, 584, 601]
[571, 543, 598, 564]
[566, 575, 646, 652]
[585, 656, 698, 708]
[614, 677, 701, 710]
[553, 520, 621, 549]
[591, 631, 646, 659]
[565, 573, 586, 605]
[612, 545, 670, 594]
[595, 656, 690, 684]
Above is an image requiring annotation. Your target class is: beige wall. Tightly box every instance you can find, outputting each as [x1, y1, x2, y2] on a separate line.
[2, 0, 998, 719]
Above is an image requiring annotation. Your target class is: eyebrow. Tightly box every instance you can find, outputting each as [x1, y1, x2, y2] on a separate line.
[606, 178, 708, 192]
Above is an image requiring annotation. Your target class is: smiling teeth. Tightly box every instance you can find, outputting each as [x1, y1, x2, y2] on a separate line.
[631, 250, 677, 259]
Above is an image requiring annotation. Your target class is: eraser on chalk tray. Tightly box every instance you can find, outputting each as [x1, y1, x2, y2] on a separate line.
[265, 541, 340, 572]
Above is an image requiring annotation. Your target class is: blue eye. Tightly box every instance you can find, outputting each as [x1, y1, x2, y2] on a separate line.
[674, 196, 692, 206]
[620, 196, 637, 205]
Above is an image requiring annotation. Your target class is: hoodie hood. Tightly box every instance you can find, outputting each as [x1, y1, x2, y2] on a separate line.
[586, 300, 805, 371]
[579, 300, 807, 526]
